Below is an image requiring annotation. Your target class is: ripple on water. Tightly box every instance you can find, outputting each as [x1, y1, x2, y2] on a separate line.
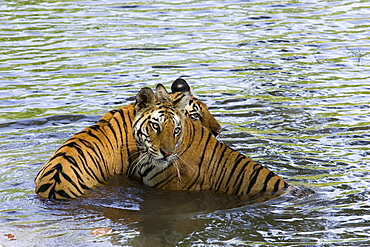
[1, 0, 370, 246]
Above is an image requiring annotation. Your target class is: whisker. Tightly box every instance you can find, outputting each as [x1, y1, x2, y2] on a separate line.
[122, 143, 143, 149]
[172, 158, 184, 185]
[127, 146, 146, 160]
[174, 153, 195, 174]
[217, 133, 232, 146]
[128, 152, 149, 176]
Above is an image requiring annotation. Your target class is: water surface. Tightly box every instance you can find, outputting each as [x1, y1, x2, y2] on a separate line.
[1, 0, 370, 246]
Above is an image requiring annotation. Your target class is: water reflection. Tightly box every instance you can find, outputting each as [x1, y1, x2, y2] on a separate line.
[33, 177, 318, 246]
[1, 0, 370, 246]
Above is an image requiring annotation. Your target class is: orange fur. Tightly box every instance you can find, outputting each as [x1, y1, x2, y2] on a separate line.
[132, 85, 313, 202]
[35, 80, 221, 199]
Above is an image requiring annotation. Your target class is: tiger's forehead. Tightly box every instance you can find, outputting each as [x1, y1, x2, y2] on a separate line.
[150, 106, 181, 123]
[187, 97, 204, 109]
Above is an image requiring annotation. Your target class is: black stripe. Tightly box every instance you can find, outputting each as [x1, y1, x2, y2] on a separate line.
[98, 109, 117, 124]
[272, 179, 280, 195]
[76, 138, 107, 182]
[61, 148, 83, 172]
[118, 109, 134, 167]
[66, 144, 104, 184]
[196, 137, 218, 190]
[214, 164, 228, 192]
[147, 163, 173, 181]
[107, 109, 118, 116]
[232, 159, 251, 195]
[85, 150, 106, 183]
[49, 183, 57, 199]
[112, 113, 124, 161]
[55, 189, 73, 199]
[205, 140, 219, 177]
[172, 93, 187, 105]
[60, 171, 84, 195]
[246, 166, 264, 194]
[177, 121, 196, 156]
[235, 169, 246, 195]
[213, 146, 231, 191]
[48, 138, 80, 157]
[40, 166, 57, 179]
[79, 136, 109, 179]
[186, 130, 213, 190]
[72, 143, 98, 180]
[62, 141, 103, 184]
[125, 109, 137, 168]
[69, 165, 90, 190]
[139, 164, 156, 177]
[152, 173, 177, 188]
[209, 144, 228, 183]
[35, 167, 47, 181]
[51, 163, 63, 184]
[35, 183, 53, 194]
[135, 118, 150, 143]
[261, 171, 276, 193]
[107, 121, 120, 149]
[47, 148, 71, 163]
[79, 139, 105, 176]
[90, 125, 115, 153]
[224, 155, 245, 193]
[43, 150, 99, 195]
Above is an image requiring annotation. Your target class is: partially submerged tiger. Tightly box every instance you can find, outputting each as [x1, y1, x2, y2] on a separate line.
[35, 79, 221, 199]
[131, 84, 314, 203]
[35, 79, 313, 202]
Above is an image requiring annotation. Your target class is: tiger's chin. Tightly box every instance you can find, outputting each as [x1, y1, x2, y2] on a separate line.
[149, 150, 178, 163]
[134, 155, 179, 186]
[135, 152, 176, 176]
[151, 155, 177, 168]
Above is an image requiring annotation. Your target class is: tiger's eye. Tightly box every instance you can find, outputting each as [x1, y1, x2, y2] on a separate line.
[174, 127, 181, 135]
[150, 122, 160, 131]
[190, 113, 202, 121]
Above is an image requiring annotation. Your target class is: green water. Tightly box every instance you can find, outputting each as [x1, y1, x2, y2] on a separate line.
[1, 0, 370, 246]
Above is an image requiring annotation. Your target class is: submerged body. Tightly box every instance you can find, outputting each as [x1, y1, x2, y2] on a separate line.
[35, 80, 313, 202]
[132, 84, 313, 202]
[35, 79, 222, 199]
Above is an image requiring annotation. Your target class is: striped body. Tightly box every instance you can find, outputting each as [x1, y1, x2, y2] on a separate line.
[35, 104, 137, 199]
[35, 80, 221, 199]
[137, 119, 290, 198]
[133, 85, 312, 202]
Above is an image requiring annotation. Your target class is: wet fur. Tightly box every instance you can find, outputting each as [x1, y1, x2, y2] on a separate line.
[133, 85, 313, 202]
[35, 79, 221, 199]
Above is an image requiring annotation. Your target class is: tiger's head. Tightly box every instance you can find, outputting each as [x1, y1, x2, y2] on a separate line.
[133, 84, 189, 172]
[171, 78, 222, 137]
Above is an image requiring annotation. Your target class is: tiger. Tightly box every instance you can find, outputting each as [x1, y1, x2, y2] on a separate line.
[34, 79, 222, 199]
[171, 78, 221, 137]
[131, 84, 314, 203]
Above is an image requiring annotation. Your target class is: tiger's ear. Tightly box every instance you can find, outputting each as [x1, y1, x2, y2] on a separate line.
[155, 83, 172, 103]
[135, 87, 155, 112]
[172, 91, 191, 112]
[171, 78, 191, 93]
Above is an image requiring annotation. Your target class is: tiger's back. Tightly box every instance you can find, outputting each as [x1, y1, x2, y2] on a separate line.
[35, 104, 137, 199]
[159, 119, 291, 200]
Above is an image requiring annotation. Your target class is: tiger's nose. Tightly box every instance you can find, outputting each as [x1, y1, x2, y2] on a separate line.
[160, 148, 173, 157]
